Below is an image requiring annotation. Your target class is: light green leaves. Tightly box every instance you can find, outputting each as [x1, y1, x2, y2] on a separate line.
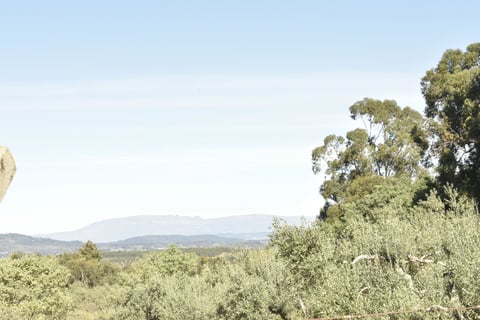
[270, 186, 480, 319]
[0, 255, 72, 320]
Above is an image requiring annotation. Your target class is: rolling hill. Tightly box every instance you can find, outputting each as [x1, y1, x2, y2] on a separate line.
[0, 214, 315, 256]
[0, 233, 265, 256]
[0, 233, 82, 256]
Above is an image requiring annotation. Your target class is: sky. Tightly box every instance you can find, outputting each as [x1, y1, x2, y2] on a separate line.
[0, 1, 479, 235]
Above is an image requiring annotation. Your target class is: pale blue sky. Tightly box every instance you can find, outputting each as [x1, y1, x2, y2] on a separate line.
[0, 1, 478, 234]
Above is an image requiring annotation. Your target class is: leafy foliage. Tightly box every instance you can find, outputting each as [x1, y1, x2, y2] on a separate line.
[215, 250, 301, 320]
[422, 43, 480, 200]
[65, 282, 121, 320]
[312, 98, 430, 220]
[136, 244, 201, 280]
[58, 241, 118, 287]
[270, 185, 480, 319]
[2, 187, 480, 320]
[113, 247, 301, 320]
[0, 254, 72, 320]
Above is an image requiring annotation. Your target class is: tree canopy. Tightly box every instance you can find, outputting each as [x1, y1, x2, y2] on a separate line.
[421, 43, 480, 200]
[312, 98, 430, 219]
[0, 254, 72, 319]
[313, 43, 480, 220]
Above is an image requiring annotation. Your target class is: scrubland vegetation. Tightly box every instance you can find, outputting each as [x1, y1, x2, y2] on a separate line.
[1, 43, 480, 319]
[2, 189, 480, 319]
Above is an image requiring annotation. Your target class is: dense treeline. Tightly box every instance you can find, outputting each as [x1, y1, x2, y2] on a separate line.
[1, 43, 480, 319]
[312, 43, 480, 222]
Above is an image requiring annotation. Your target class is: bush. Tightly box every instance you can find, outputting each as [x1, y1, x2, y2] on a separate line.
[0, 254, 72, 319]
[270, 187, 480, 319]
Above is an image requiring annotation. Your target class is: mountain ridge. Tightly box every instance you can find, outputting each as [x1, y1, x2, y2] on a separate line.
[0, 233, 82, 256]
[0, 232, 267, 257]
[40, 214, 314, 243]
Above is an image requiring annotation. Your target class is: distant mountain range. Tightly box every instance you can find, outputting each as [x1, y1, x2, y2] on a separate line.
[97, 234, 266, 251]
[0, 215, 315, 256]
[0, 233, 266, 257]
[39, 214, 315, 243]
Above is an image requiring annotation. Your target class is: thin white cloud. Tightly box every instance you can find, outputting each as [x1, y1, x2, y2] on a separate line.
[0, 72, 425, 111]
[0, 71, 426, 234]
[19, 146, 313, 168]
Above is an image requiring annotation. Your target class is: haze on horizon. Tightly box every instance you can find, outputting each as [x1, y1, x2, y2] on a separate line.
[0, 1, 478, 235]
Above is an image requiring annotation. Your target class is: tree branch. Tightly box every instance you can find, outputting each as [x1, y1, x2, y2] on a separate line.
[351, 254, 378, 265]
